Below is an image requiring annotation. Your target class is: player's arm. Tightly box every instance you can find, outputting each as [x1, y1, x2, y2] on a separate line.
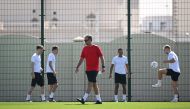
[31, 62, 35, 79]
[126, 64, 129, 74]
[163, 58, 176, 63]
[100, 56, 105, 73]
[49, 61, 56, 75]
[109, 64, 114, 79]
[75, 57, 84, 73]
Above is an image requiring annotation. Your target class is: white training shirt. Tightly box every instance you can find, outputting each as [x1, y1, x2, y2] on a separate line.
[31, 53, 42, 73]
[168, 51, 180, 73]
[46, 53, 56, 73]
[112, 55, 128, 74]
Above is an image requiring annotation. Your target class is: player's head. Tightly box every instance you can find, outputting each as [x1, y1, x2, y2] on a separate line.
[52, 45, 59, 55]
[84, 35, 92, 45]
[163, 45, 171, 54]
[36, 45, 44, 55]
[118, 48, 123, 56]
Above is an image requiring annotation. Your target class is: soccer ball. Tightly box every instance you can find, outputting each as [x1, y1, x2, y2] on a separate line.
[151, 61, 158, 69]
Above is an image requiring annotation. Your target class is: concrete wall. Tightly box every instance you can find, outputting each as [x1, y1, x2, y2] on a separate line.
[0, 34, 189, 102]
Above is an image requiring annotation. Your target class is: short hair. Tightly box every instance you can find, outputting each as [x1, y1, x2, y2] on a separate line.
[118, 48, 123, 51]
[163, 45, 171, 49]
[36, 45, 44, 50]
[85, 35, 92, 41]
[52, 46, 59, 51]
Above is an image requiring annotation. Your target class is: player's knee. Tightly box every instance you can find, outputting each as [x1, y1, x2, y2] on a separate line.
[172, 83, 177, 88]
[122, 85, 126, 89]
[55, 84, 58, 88]
[93, 83, 98, 88]
[158, 69, 163, 73]
[88, 82, 93, 85]
[115, 84, 119, 88]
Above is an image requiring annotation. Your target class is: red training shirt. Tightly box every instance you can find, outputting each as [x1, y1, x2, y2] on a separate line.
[80, 44, 103, 72]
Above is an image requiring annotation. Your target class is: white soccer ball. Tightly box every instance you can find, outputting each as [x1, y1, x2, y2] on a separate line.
[151, 61, 158, 69]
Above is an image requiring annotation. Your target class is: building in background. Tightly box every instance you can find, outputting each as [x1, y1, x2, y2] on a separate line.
[0, 0, 139, 43]
[173, 0, 190, 40]
[141, 16, 172, 33]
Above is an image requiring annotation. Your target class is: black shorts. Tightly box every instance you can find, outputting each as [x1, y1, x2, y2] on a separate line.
[86, 71, 98, 83]
[47, 73, 58, 85]
[166, 69, 180, 81]
[31, 73, 44, 87]
[115, 73, 126, 84]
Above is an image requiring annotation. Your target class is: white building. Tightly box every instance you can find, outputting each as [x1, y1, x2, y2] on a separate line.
[173, 0, 190, 41]
[141, 16, 172, 33]
[0, 0, 139, 42]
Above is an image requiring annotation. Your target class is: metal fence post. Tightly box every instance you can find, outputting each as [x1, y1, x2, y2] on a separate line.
[127, 0, 132, 102]
[40, 0, 45, 78]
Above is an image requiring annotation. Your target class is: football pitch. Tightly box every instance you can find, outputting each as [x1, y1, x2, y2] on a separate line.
[0, 102, 189, 109]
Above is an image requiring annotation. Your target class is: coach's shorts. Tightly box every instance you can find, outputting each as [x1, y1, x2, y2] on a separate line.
[115, 73, 126, 84]
[166, 69, 180, 81]
[31, 73, 44, 87]
[86, 71, 98, 83]
[47, 73, 58, 85]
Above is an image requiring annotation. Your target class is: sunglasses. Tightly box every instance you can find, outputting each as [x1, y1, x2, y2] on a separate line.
[84, 39, 89, 42]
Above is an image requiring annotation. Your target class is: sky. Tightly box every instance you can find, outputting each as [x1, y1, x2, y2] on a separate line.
[139, 0, 172, 20]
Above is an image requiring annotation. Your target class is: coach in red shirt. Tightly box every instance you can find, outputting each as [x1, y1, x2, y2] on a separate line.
[75, 35, 105, 104]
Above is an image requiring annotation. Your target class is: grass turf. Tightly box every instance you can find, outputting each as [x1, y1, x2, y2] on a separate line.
[0, 102, 190, 109]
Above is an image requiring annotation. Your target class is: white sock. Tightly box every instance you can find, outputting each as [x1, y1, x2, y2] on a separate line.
[122, 95, 126, 100]
[49, 92, 54, 98]
[174, 94, 178, 98]
[96, 94, 102, 102]
[114, 95, 118, 101]
[41, 94, 46, 101]
[157, 80, 162, 85]
[82, 93, 89, 101]
[26, 94, 31, 100]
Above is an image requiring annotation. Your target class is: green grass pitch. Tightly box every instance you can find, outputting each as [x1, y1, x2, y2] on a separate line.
[0, 102, 190, 109]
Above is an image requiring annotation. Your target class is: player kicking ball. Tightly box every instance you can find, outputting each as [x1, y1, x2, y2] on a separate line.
[46, 46, 59, 102]
[26, 45, 46, 102]
[152, 45, 180, 102]
[109, 48, 128, 102]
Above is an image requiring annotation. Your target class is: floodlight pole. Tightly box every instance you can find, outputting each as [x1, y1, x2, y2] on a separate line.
[127, 0, 132, 102]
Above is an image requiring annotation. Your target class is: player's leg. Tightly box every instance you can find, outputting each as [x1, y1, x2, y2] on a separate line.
[77, 71, 93, 104]
[170, 73, 180, 102]
[121, 84, 127, 102]
[152, 68, 167, 87]
[52, 83, 58, 92]
[121, 74, 127, 102]
[47, 73, 58, 101]
[48, 85, 53, 100]
[91, 71, 102, 104]
[49, 83, 58, 102]
[83, 79, 93, 101]
[40, 85, 46, 101]
[26, 78, 36, 101]
[114, 73, 122, 102]
[171, 81, 179, 102]
[48, 85, 53, 95]
[77, 81, 93, 104]
[114, 83, 119, 102]
[37, 74, 46, 101]
[26, 86, 35, 101]
[93, 82, 102, 104]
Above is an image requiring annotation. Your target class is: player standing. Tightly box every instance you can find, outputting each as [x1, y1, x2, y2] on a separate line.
[109, 48, 128, 102]
[152, 45, 180, 102]
[46, 46, 59, 102]
[26, 45, 46, 102]
[75, 35, 105, 104]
